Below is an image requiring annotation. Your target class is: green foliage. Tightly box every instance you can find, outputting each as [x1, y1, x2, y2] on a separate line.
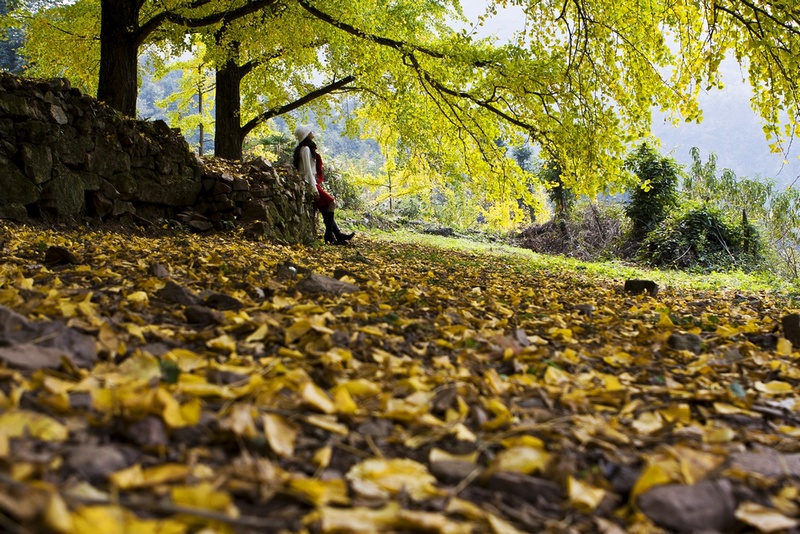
[684, 148, 773, 222]
[539, 160, 574, 219]
[322, 165, 364, 211]
[393, 196, 425, 220]
[762, 185, 800, 279]
[639, 203, 761, 272]
[245, 132, 295, 164]
[0, 0, 24, 72]
[153, 42, 215, 155]
[5, 0, 800, 211]
[624, 144, 680, 242]
[678, 148, 800, 278]
[10, 0, 100, 92]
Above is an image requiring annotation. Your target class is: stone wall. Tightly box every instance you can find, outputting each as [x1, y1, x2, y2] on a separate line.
[0, 73, 316, 243]
[192, 158, 318, 243]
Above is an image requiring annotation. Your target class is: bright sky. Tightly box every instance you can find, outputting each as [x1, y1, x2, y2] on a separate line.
[458, 1, 525, 42]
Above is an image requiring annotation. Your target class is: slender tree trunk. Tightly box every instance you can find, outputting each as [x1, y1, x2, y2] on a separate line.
[197, 74, 204, 156]
[214, 59, 245, 160]
[97, 0, 140, 117]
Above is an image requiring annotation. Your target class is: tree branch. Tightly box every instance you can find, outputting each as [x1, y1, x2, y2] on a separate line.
[241, 75, 356, 137]
[295, 0, 496, 68]
[136, 0, 281, 46]
[404, 53, 547, 141]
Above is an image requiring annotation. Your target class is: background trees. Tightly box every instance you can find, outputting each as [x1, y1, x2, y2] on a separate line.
[2, 0, 800, 262]
[6, 0, 798, 197]
[0, 0, 23, 72]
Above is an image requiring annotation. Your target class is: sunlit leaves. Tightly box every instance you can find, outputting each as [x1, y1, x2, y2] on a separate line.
[0, 225, 799, 532]
[0, 410, 68, 455]
[346, 458, 442, 500]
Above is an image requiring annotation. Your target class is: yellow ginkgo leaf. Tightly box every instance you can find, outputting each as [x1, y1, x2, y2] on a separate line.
[318, 503, 400, 533]
[70, 505, 186, 534]
[263, 413, 298, 457]
[141, 463, 191, 486]
[429, 447, 479, 464]
[245, 323, 269, 343]
[703, 424, 736, 443]
[735, 502, 799, 532]
[712, 403, 758, 417]
[171, 482, 238, 516]
[109, 464, 145, 489]
[568, 476, 606, 512]
[126, 291, 149, 306]
[501, 435, 545, 449]
[167, 348, 207, 372]
[300, 382, 335, 414]
[754, 381, 793, 395]
[305, 414, 349, 435]
[492, 446, 550, 475]
[117, 351, 161, 381]
[659, 403, 691, 424]
[206, 334, 237, 353]
[487, 513, 527, 534]
[332, 386, 359, 414]
[715, 324, 739, 338]
[44, 493, 73, 533]
[482, 398, 512, 431]
[631, 411, 664, 435]
[219, 403, 258, 438]
[285, 318, 312, 344]
[312, 446, 333, 469]
[544, 366, 572, 386]
[337, 378, 382, 397]
[346, 458, 442, 500]
[670, 445, 724, 484]
[776, 337, 793, 356]
[0, 410, 68, 442]
[288, 477, 350, 506]
[631, 457, 681, 498]
[656, 313, 674, 328]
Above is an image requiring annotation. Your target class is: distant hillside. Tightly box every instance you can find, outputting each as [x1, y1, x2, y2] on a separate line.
[652, 61, 800, 187]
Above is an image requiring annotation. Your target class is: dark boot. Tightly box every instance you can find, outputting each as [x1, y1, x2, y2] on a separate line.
[321, 211, 337, 244]
[332, 217, 354, 242]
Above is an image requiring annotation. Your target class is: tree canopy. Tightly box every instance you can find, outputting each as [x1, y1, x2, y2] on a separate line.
[3, 0, 799, 199]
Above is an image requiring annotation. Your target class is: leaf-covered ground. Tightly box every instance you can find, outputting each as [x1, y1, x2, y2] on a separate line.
[0, 223, 798, 533]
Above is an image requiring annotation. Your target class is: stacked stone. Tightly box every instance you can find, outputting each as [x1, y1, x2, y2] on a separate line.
[0, 73, 317, 244]
[191, 157, 318, 243]
[0, 72, 202, 222]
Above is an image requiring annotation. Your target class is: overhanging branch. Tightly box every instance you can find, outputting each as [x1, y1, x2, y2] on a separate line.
[241, 75, 356, 137]
[136, 0, 281, 46]
[295, 0, 495, 68]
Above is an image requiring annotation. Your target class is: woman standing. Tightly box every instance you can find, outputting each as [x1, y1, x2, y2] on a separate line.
[293, 125, 354, 245]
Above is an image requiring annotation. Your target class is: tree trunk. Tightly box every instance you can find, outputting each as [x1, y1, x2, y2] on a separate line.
[214, 52, 245, 160]
[97, 0, 140, 117]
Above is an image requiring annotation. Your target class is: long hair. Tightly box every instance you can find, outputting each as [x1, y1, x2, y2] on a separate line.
[293, 137, 317, 170]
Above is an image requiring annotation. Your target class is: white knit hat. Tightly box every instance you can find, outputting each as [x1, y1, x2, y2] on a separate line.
[294, 124, 312, 143]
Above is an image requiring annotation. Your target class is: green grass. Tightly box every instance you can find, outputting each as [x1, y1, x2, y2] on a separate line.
[370, 229, 795, 294]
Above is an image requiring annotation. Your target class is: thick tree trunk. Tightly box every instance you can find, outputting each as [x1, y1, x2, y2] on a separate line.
[214, 58, 245, 160]
[97, 0, 140, 117]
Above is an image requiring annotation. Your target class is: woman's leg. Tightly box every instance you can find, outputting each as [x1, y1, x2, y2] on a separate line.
[327, 204, 354, 242]
[320, 209, 336, 243]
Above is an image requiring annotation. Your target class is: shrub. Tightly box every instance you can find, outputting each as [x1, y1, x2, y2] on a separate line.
[322, 166, 363, 210]
[639, 204, 761, 271]
[539, 161, 575, 219]
[624, 144, 680, 243]
[517, 199, 629, 261]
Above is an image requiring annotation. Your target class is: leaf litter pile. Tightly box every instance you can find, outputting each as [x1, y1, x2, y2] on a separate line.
[0, 223, 798, 534]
